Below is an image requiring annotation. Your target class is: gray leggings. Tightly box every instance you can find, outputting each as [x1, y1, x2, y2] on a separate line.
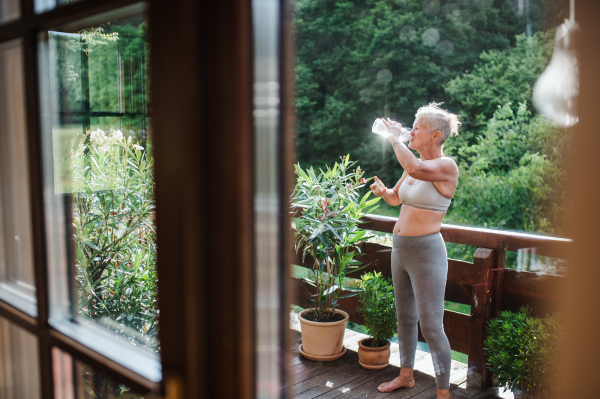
[391, 232, 451, 389]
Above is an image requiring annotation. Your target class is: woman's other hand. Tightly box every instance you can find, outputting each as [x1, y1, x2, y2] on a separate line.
[382, 118, 402, 143]
[370, 176, 387, 197]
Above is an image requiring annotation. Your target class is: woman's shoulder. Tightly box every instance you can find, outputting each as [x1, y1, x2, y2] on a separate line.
[434, 156, 459, 183]
[435, 156, 458, 172]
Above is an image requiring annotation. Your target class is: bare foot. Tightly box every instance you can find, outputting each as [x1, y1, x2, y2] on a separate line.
[376, 375, 416, 392]
[436, 388, 451, 399]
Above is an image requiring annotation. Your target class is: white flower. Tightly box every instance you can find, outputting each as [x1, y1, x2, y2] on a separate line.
[133, 144, 144, 151]
[91, 129, 106, 145]
[112, 129, 123, 141]
[75, 143, 85, 157]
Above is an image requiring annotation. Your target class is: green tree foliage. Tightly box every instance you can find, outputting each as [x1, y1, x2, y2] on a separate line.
[294, 0, 569, 238]
[444, 31, 554, 144]
[294, 0, 538, 187]
[53, 19, 149, 137]
[447, 103, 568, 235]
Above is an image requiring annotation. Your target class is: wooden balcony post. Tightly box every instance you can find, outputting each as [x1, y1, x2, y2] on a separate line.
[466, 247, 497, 394]
[493, 241, 508, 318]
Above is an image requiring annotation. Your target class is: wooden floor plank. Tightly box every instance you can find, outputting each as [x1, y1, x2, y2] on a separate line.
[291, 360, 354, 386]
[287, 326, 477, 399]
[288, 329, 348, 381]
[289, 353, 324, 374]
[410, 381, 512, 399]
[316, 366, 404, 399]
[289, 360, 330, 378]
[293, 355, 375, 398]
[450, 384, 513, 399]
[310, 359, 447, 399]
[291, 351, 359, 387]
[312, 367, 390, 399]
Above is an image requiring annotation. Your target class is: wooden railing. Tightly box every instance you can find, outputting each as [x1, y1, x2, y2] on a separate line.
[291, 213, 570, 393]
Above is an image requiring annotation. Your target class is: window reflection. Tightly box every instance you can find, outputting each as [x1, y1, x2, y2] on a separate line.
[0, 0, 19, 24]
[0, 39, 36, 315]
[35, 0, 82, 15]
[0, 316, 41, 399]
[39, 6, 158, 353]
[53, 348, 143, 399]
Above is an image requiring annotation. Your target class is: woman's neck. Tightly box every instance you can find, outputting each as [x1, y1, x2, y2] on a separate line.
[418, 146, 443, 161]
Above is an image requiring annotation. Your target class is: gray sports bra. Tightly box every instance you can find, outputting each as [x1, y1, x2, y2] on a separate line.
[398, 177, 452, 212]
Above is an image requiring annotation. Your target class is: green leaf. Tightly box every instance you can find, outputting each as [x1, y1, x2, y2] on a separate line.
[359, 191, 371, 207]
[323, 285, 339, 295]
[363, 197, 381, 207]
[302, 278, 316, 287]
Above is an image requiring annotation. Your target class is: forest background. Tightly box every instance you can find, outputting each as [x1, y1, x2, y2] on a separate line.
[293, 0, 571, 264]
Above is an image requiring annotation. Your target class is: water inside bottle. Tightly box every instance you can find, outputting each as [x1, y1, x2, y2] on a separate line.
[371, 118, 411, 142]
[372, 118, 389, 136]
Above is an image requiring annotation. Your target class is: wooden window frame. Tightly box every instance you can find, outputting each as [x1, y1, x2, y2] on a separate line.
[0, 0, 164, 396]
[0, 0, 293, 397]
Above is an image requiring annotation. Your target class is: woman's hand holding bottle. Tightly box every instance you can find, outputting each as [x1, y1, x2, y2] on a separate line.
[381, 118, 409, 143]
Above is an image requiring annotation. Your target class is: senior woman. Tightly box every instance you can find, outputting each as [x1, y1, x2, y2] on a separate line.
[370, 103, 460, 399]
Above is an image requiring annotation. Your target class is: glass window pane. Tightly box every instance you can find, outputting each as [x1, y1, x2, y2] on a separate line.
[0, 0, 19, 23]
[0, 39, 36, 316]
[0, 316, 41, 399]
[53, 347, 144, 399]
[253, 0, 284, 397]
[35, 0, 78, 15]
[0, 0, 19, 24]
[39, 5, 158, 357]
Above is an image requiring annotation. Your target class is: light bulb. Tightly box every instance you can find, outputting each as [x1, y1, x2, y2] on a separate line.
[533, 19, 579, 127]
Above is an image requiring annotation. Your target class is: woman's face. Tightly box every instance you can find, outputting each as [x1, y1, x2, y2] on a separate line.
[407, 117, 429, 150]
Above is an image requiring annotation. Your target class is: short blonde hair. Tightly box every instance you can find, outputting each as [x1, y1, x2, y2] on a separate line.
[415, 102, 460, 144]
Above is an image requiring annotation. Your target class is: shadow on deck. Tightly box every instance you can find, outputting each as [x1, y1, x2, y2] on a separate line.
[288, 326, 514, 399]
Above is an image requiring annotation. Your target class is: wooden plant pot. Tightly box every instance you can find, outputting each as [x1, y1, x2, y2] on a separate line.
[357, 338, 391, 370]
[298, 309, 349, 361]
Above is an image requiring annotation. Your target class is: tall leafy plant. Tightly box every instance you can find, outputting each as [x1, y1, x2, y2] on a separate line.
[292, 155, 380, 322]
[70, 128, 158, 350]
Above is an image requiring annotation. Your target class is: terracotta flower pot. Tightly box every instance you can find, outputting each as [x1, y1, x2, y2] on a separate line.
[298, 309, 349, 361]
[513, 387, 544, 399]
[357, 338, 391, 370]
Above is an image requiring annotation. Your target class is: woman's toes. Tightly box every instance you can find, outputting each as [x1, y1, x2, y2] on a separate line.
[378, 382, 392, 392]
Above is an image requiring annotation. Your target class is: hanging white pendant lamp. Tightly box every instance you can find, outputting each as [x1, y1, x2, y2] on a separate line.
[532, 0, 579, 127]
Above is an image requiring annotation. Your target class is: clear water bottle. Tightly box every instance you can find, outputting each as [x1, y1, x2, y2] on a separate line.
[371, 118, 411, 142]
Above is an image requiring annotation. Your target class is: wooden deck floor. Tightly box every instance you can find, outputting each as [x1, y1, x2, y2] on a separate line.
[289, 314, 514, 399]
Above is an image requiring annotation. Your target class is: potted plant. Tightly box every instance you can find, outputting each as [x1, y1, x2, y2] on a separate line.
[356, 271, 397, 369]
[292, 155, 381, 360]
[485, 307, 562, 399]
